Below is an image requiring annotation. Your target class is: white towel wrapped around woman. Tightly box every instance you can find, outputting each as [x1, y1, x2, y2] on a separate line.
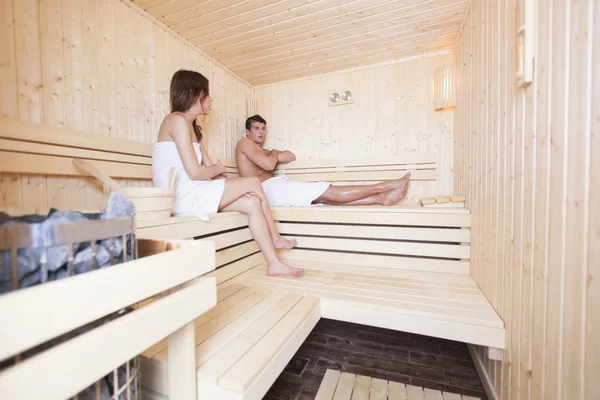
[152, 141, 224, 221]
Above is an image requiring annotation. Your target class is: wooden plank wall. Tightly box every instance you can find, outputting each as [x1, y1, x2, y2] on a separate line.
[454, 0, 598, 399]
[0, 0, 252, 211]
[252, 53, 455, 204]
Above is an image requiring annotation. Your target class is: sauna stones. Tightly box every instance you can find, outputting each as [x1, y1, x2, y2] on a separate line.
[0, 192, 135, 295]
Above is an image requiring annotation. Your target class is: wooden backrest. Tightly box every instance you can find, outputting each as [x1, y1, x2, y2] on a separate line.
[0, 118, 153, 179]
[0, 239, 216, 399]
[223, 154, 437, 182]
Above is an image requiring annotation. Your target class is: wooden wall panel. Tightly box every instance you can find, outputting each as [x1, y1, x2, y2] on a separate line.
[0, 0, 253, 212]
[453, 0, 598, 399]
[253, 53, 455, 204]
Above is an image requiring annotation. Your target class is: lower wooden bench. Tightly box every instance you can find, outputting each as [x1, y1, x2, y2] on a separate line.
[141, 284, 320, 400]
[230, 259, 504, 349]
[136, 205, 505, 400]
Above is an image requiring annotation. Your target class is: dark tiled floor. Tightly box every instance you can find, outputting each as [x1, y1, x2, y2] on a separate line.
[263, 319, 487, 400]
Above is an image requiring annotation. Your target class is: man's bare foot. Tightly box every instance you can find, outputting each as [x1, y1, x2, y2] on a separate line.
[381, 180, 410, 206]
[273, 237, 297, 249]
[380, 172, 411, 191]
[267, 261, 304, 278]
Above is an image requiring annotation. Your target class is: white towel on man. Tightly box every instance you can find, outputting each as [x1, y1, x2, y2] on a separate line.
[152, 142, 224, 221]
[261, 176, 330, 207]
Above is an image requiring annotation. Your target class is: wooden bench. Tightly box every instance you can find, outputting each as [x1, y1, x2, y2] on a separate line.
[0, 238, 216, 400]
[138, 207, 504, 400]
[0, 119, 504, 400]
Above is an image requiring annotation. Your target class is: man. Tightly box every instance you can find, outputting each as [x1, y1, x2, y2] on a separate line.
[235, 115, 410, 207]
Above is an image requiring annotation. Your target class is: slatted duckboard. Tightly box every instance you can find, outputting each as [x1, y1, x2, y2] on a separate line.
[315, 370, 480, 400]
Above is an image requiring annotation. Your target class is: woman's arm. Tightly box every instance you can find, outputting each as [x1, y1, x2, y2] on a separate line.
[199, 141, 228, 179]
[199, 142, 214, 167]
[169, 115, 225, 180]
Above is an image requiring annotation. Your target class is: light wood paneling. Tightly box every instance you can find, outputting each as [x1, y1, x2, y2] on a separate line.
[253, 54, 454, 204]
[454, 0, 598, 399]
[132, 0, 470, 85]
[0, 0, 253, 212]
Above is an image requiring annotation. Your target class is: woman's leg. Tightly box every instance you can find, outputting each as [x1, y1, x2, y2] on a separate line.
[218, 177, 296, 249]
[313, 173, 410, 205]
[219, 179, 302, 277]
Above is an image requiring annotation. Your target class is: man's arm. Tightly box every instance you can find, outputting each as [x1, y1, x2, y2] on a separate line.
[277, 150, 296, 164]
[237, 138, 281, 171]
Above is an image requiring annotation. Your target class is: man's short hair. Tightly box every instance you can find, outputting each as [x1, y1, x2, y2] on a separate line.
[246, 114, 267, 130]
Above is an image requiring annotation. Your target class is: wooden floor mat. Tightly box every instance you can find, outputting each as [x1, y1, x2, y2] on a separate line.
[315, 369, 480, 400]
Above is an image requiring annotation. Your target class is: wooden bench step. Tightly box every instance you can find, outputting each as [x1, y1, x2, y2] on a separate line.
[315, 369, 480, 400]
[141, 284, 320, 400]
[231, 261, 505, 349]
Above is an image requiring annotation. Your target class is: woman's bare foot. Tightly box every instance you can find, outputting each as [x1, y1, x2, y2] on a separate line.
[380, 172, 411, 191]
[267, 260, 304, 277]
[381, 180, 410, 206]
[273, 237, 297, 249]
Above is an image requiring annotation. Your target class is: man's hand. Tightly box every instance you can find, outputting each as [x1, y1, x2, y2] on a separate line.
[277, 150, 296, 164]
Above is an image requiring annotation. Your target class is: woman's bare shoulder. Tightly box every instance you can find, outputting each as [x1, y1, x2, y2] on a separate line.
[158, 113, 189, 141]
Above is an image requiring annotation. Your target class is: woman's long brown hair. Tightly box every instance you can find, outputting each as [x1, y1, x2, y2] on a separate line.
[169, 69, 209, 142]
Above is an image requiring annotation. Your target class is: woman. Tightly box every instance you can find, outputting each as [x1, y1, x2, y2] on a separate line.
[152, 69, 302, 277]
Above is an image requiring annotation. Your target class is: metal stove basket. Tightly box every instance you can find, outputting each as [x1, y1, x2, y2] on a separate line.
[0, 210, 141, 400]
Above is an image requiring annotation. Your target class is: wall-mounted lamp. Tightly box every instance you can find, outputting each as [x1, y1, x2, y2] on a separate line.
[329, 89, 354, 106]
[433, 63, 455, 111]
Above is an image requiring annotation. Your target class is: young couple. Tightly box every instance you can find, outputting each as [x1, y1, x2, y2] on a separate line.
[152, 70, 410, 278]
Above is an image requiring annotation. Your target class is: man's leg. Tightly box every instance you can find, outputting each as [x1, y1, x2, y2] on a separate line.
[313, 174, 410, 205]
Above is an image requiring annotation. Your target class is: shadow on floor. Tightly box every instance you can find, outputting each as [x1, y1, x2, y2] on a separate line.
[264, 318, 487, 400]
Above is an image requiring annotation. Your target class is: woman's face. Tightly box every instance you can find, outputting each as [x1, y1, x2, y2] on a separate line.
[200, 93, 212, 114]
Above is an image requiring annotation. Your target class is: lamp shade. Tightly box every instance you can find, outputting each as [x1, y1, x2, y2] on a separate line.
[433, 63, 456, 111]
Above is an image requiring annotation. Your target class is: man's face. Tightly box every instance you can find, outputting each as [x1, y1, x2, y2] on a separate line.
[246, 122, 266, 144]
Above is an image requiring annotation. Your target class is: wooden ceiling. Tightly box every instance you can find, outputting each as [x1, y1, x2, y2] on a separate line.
[132, 0, 467, 85]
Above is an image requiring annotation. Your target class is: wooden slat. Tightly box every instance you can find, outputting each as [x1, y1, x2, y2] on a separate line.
[216, 241, 260, 267]
[242, 298, 321, 400]
[218, 296, 320, 392]
[387, 381, 407, 400]
[206, 228, 253, 251]
[0, 241, 215, 361]
[196, 292, 302, 381]
[441, 393, 461, 400]
[274, 155, 436, 169]
[284, 236, 470, 260]
[278, 249, 470, 275]
[207, 252, 266, 284]
[0, 151, 151, 179]
[316, 369, 341, 400]
[332, 372, 356, 400]
[406, 385, 425, 400]
[274, 169, 435, 182]
[369, 378, 388, 400]
[423, 388, 444, 400]
[0, 117, 152, 156]
[0, 277, 216, 400]
[272, 208, 471, 227]
[351, 375, 371, 400]
[278, 223, 467, 243]
[137, 213, 248, 240]
[0, 138, 151, 164]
